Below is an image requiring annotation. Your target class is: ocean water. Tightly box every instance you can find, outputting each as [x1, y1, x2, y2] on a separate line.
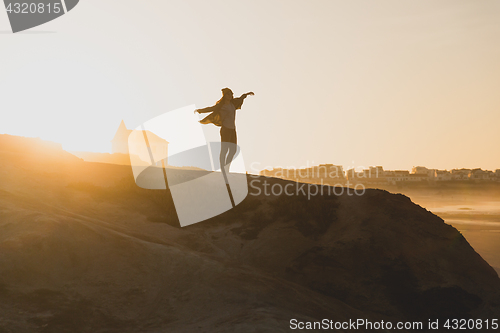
[429, 202, 500, 276]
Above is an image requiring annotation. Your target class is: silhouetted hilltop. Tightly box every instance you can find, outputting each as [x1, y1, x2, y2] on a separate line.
[0, 134, 82, 164]
[0, 136, 498, 332]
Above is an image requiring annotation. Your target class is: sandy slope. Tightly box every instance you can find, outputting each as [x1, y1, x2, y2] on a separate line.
[0, 135, 499, 332]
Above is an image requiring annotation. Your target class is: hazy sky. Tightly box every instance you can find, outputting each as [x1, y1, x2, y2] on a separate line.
[1, 0, 499, 172]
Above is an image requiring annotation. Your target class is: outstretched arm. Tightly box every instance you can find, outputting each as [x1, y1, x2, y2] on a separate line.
[195, 105, 218, 114]
[241, 92, 255, 99]
[233, 92, 255, 110]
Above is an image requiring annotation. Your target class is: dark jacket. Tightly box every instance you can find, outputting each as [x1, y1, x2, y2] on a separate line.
[197, 95, 248, 127]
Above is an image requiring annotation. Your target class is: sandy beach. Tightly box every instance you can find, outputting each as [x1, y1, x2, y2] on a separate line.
[411, 197, 500, 276]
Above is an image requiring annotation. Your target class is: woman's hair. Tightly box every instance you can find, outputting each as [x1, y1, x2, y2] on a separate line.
[215, 88, 233, 105]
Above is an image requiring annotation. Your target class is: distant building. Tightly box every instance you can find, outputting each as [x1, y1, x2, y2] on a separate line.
[261, 164, 345, 181]
[262, 164, 500, 184]
[311, 164, 344, 179]
[369, 166, 385, 177]
[111, 120, 169, 164]
[385, 170, 410, 176]
[451, 168, 471, 180]
[410, 174, 429, 181]
[346, 166, 385, 183]
[385, 170, 411, 183]
[411, 166, 429, 175]
[345, 168, 356, 181]
[469, 168, 496, 181]
[427, 169, 438, 180]
[434, 170, 452, 181]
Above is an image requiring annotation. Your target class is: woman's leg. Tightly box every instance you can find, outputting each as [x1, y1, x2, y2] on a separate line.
[220, 142, 229, 169]
[224, 129, 237, 171]
[225, 143, 237, 168]
[220, 127, 230, 185]
[219, 128, 236, 206]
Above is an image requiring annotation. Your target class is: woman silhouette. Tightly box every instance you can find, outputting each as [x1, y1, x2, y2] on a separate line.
[195, 88, 254, 176]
